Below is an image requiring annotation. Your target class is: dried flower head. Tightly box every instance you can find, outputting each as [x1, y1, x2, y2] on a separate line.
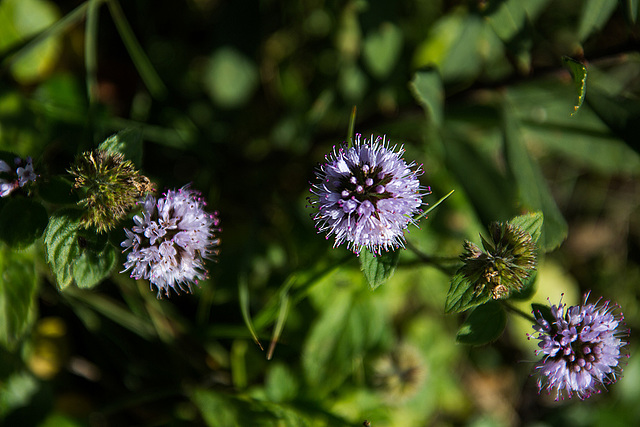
[121, 186, 221, 298]
[69, 150, 154, 232]
[530, 293, 629, 400]
[309, 134, 426, 255]
[460, 222, 537, 299]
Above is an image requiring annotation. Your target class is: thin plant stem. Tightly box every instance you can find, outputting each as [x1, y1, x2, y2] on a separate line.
[502, 300, 536, 323]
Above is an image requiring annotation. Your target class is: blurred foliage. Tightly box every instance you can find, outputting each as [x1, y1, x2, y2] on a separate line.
[1, 0, 640, 426]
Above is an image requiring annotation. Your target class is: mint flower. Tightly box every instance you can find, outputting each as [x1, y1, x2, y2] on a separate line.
[0, 156, 37, 197]
[530, 293, 629, 400]
[121, 186, 221, 298]
[309, 134, 425, 255]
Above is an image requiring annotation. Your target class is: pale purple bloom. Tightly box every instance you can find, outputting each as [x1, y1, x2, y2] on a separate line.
[16, 157, 37, 187]
[121, 186, 221, 298]
[530, 293, 629, 400]
[0, 180, 17, 197]
[309, 134, 426, 255]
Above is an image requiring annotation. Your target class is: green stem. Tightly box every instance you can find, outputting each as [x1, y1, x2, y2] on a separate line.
[501, 301, 536, 323]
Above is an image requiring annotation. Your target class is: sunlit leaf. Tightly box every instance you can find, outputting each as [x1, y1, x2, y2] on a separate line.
[360, 250, 400, 291]
[99, 128, 143, 167]
[562, 56, 587, 116]
[456, 301, 507, 345]
[508, 211, 543, 245]
[445, 271, 492, 314]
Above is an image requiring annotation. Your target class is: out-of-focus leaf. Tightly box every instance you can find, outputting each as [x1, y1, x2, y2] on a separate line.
[456, 301, 506, 345]
[522, 0, 553, 20]
[37, 176, 78, 206]
[98, 128, 143, 167]
[338, 63, 368, 101]
[442, 132, 516, 225]
[577, 0, 617, 41]
[0, 370, 40, 418]
[71, 237, 116, 289]
[485, 0, 527, 42]
[626, 0, 639, 23]
[362, 22, 403, 80]
[410, 69, 444, 127]
[0, 246, 38, 350]
[562, 56, 587, 116]
[507, 78, 640, 173]
[302, 284, 387, 396]
[264, 363, 299, 403]
[204, 47, 259, 109]
[586, 85, 640, 156]
[0, 198, 48, 249]
[502, 107, 568, 251]
[445, 271, 492, 314]
[360, 250, 400, 291]
[0, 0, 62, 84]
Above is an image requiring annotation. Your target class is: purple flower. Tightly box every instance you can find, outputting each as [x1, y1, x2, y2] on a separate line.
[121, 186, 221, 298]
[0, 156, 37, 197]
[16, 157, 37, 187]
[309, 134, 427, 255]
[530, 293, 629, 400]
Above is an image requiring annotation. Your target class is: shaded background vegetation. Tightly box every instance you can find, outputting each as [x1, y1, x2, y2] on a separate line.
[1, 0, 640, 425]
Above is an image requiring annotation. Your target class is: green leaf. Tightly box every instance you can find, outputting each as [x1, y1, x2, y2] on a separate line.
[410, 69, 444, 127]
[626, 0, 639, 23]
[502, 107, 568, 251]
[204, 47, 259, 109]
[456, 301, 507, 345]
[362, 22, 403, 80]
[359, 250, 400, 290]
[265, 363, 299, 403]
[71, 237, 116, 289]
[43, 209, 115, 290]
[562, 56, 587, 116]
[531, 302, 553, 324]
[98, 127, 143, 166]
[0, 246, 38, 350]
[577, 0, 617, 41]
[445, 270, 492, 314]
[485, 0, 527, 42]
[508, 211, 543, 244]
[0, 198, 48, 248]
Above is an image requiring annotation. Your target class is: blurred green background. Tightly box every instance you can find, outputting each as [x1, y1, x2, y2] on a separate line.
[1, 0, 640, 425]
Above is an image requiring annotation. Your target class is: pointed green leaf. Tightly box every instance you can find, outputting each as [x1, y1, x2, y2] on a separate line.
[508, 211, 543, 244]
[627, 0, 639, 23]
[359, 249, 400, 290]
[456, 301, 507, 345]
[562, 56, 587, 116]
[0, 198, 48, 249]
[0, 246, 38, 350]
[98, 127, 143, 166]
[445, 270, 492, 314]
[72, 241, 117, 289]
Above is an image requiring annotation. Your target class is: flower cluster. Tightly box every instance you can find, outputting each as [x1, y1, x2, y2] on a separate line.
[0, 156, 37, 197]
[530, 293, 629, 400]
[121, 187, 221, 298]
[69, 150, 154, 232]
[460, 222, 537, 299]
[309, 134, 426, 255]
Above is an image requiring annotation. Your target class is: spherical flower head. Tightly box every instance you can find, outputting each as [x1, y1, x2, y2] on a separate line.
[308, 134, 426, 255]
[530, 293, 629, 400]
[69, 150, 154, 232]
[121, 186, 221, 298]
